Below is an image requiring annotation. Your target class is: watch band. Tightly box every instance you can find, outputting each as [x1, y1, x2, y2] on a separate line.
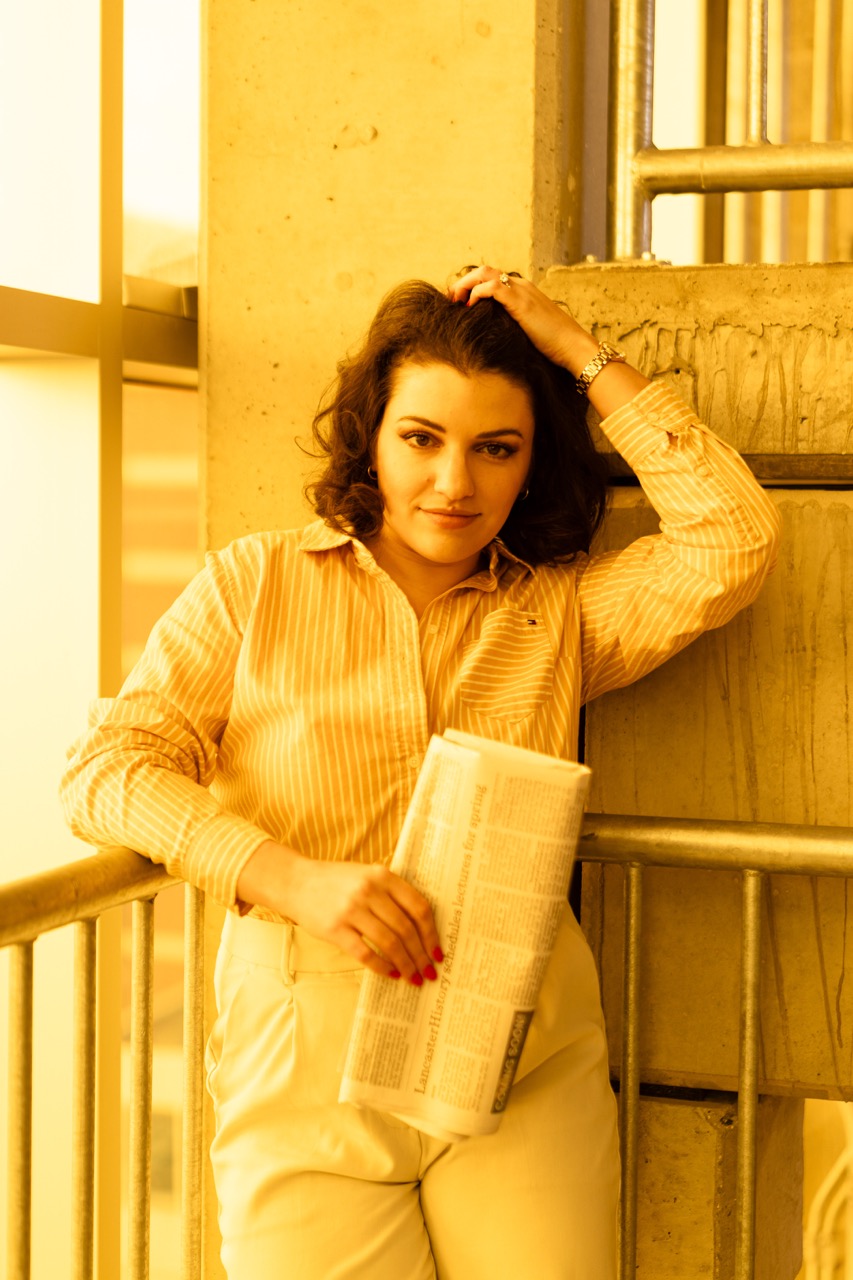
[575, 341, 627, 396]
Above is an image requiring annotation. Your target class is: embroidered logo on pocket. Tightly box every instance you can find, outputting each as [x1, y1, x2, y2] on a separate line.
[459, 610, 554, 723]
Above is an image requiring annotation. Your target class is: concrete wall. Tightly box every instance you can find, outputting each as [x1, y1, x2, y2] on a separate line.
[202, 0, 584, 550]
[546, 262, 853, 1277]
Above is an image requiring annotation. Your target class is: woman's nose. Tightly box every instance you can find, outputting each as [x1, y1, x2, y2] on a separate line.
[433, 453, 474, 499]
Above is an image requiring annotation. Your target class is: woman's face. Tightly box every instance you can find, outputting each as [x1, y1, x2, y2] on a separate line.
[370, 360, 534, 580]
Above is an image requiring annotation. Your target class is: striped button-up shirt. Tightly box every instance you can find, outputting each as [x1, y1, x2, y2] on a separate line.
[60, 383, 781, 915]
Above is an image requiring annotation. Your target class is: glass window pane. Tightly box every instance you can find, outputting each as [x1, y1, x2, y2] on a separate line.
[0, 353, 100, 1278]
[0, 355, 100, 877]
[122, 381, 200, 676]
[124, 0, 200, 283]
[651, 0, 705, 265]
[0, 5, 100, 300]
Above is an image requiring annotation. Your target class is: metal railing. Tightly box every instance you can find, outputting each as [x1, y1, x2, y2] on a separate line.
[579, 813, 853, 1280]
[4, 815, 853, 1280]
[1, 852, 204, 1280]
[608, 0, 853, 259]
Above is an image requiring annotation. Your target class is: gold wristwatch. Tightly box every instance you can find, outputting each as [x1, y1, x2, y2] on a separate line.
[575, 341, 626, 396]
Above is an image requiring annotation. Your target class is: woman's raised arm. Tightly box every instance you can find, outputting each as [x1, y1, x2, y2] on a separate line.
[449, 264, 649, 416]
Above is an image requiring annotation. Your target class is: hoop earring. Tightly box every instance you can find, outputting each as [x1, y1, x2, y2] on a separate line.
[367, 466, 378, 480]
[517, 486, 530, 502]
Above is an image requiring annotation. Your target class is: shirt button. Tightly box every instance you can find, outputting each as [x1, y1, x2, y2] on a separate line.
[427, 623, 439, 635]
[407, 755, 421, 770]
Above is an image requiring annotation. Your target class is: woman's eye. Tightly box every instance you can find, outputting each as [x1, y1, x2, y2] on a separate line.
[403, 432, 435, 448]
[480, 442, 516, 459]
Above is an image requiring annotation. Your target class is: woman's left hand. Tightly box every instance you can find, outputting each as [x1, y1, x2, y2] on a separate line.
[448, 264, 598, 377]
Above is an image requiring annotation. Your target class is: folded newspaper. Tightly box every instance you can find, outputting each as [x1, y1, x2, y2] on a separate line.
[339, 729, 591, 1142]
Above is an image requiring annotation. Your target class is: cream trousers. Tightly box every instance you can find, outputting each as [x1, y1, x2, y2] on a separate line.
[205, 903, 619, 1280]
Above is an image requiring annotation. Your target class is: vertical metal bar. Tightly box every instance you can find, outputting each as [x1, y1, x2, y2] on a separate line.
[806, 0, 839, 260]
[606, 0, 655, 260]
[96, 910, 122, 1280]
[129, 898, 155, 1280]
[746, 0, 769, 143]
[619, 863, 643, 1280]
[559, 0, 587, 266]
[7, 942, 34, 1280]
[181, 886, 205, 1280]
[724, 0, 750, 262]
[703, 0, 730, 261]
[72, 920, 97, 1280]
[735, 869, 763, 1280]
[760, 0, 789, 261]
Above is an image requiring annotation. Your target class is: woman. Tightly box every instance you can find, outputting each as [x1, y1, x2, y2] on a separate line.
[61, 265, 781, 1278]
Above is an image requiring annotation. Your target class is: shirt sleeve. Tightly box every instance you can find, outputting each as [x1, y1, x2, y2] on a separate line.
[578, 381, 782, 705]
[59, 545, 272, 909]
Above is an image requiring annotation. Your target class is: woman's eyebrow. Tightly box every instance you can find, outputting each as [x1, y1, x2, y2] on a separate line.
[397, 415, 526, 440]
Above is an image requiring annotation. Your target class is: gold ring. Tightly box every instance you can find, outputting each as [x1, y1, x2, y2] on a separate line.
[499, 272, 512, 288]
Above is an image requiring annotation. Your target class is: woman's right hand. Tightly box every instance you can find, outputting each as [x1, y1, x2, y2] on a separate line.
[236, 840, 443, 985]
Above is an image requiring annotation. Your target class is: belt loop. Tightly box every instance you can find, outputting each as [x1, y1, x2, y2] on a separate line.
[280, 922, 296, 986]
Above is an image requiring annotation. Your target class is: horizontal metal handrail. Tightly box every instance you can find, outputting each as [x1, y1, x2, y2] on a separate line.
[579, 812, 853, 875]
[634, 140, 853, 196]
[0, 848, 176, 948]
[3, 812, 852, 951]
[575, 810, 853, 1280]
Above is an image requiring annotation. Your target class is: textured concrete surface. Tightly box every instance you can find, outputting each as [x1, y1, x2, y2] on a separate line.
[202, 0, 580, 551]
[545, 263, 853, 467]
[636, 1093, 803, 1279]
[582, 491, 853, 1096]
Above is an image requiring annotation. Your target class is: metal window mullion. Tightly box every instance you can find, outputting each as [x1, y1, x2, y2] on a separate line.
[97, 0, 125, 1273]
[7, 941, 34, 1280]
[181, 886, 205, 1280]
[735, 869, 763, 1280]
[99, 0, 124, 703]
[129, 898, 155, 1280]
[72, 920, 98, 1280]
[619, 862, 643, 1280]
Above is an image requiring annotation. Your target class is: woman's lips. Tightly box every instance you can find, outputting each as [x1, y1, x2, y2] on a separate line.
[420, 509, 479, 528]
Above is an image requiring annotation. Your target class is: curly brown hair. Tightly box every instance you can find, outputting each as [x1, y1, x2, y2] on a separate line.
[305, 279, 609, 565]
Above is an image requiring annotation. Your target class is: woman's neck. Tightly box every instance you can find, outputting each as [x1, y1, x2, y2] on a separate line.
[365, 535, 483, 618]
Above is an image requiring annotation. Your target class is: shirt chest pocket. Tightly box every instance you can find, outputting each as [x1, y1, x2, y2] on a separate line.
[459, 610, 555, 724]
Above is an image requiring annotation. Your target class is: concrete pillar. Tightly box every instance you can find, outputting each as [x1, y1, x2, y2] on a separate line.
[201, 0, 585, 547]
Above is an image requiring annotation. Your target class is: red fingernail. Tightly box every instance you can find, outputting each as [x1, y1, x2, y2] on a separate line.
[388, 970, 401, 980]
[410, 972, 424, 987]
[424, 964, 438, 982]
[466, 300, 472, 307]
[433, 947, 444, 963]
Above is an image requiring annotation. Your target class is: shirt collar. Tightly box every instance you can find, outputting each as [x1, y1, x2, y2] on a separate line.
[299, 520, 353, 553]
[299, 519, 536, 589]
